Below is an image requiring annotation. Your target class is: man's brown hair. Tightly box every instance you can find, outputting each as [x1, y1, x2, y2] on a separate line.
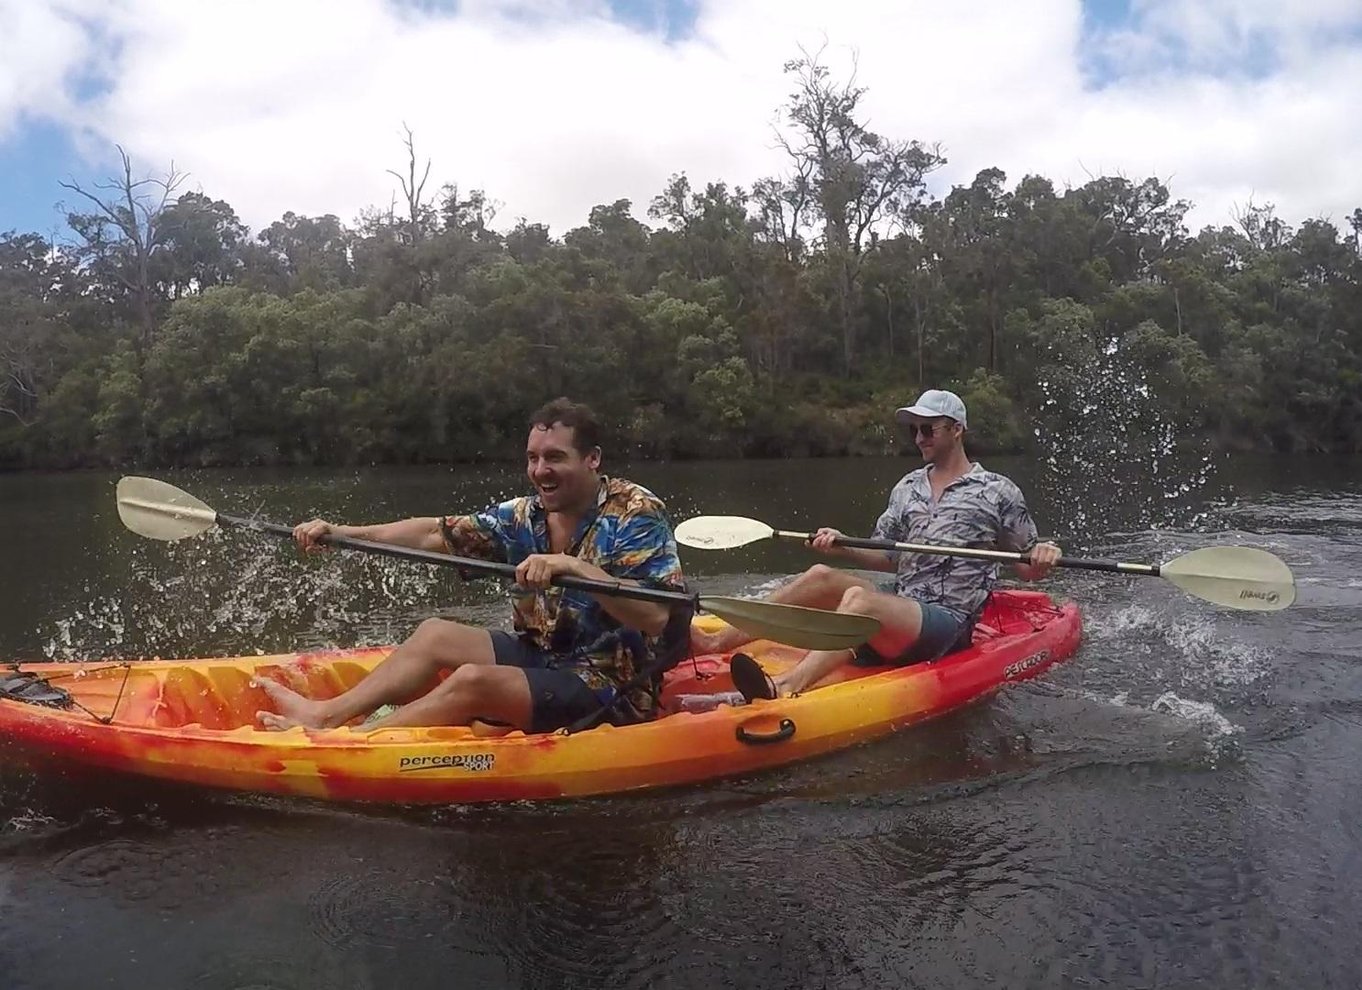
[528, 398, 602, 454]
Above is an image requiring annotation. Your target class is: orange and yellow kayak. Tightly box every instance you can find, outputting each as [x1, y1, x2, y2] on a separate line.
[0, 589, 1080, 804]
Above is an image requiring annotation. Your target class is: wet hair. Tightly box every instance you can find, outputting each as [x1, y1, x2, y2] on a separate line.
[528, 398, 602, 454]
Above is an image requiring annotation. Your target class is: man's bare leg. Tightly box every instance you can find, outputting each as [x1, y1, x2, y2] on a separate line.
[362, 664, 535, 730]
[256, 618, 497, 729]
[690, 564, 875, 655]
[770, 586, 925, 697]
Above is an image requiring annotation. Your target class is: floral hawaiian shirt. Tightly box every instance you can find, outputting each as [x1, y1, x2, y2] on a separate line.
[440, 476, 688, 712]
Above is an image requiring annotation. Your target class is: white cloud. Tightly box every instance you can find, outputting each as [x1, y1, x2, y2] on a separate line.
[0, 0, 97, 135]
[1121, 0, 1362, 67]
[1, 0, 1360, 238]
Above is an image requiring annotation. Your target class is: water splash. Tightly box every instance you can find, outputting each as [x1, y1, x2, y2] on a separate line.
[3, 808, 57, 834]
[1163, 615, 1268, 689]
[1085, 599, 1268, 691]
[747, 575, 792, 596]
[1149, 691, 1242, 741]
[1087, 602, 1160, 638]
[1032, 335, 1220, 544]
[37, 530, 493, 661]
[1077, 595, 1261, 765]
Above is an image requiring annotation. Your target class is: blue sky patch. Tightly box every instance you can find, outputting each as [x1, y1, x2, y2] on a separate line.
[390, 0, 699, 39]
[609, 0, 700, 40]
[0, 121, 107, 241]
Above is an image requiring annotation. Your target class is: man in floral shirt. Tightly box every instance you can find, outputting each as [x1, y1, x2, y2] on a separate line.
[257, 398, 688, 733]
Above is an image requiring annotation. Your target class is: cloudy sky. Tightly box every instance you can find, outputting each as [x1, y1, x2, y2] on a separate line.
[1, 0, 1360, 242]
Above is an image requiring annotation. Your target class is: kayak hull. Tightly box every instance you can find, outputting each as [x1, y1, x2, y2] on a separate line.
[0, 590, 1081, 804]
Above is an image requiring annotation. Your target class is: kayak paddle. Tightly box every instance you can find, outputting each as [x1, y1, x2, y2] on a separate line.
[114, 477, 882, 650]
[673, 514, 1296, 612]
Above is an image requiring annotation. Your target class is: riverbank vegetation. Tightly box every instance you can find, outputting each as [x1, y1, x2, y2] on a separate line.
[3, 55, 1359, 469]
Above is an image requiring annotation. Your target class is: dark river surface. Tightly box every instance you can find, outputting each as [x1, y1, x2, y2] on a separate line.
[1, 452, 1358, 989]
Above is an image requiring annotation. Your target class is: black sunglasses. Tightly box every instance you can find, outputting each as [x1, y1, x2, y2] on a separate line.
[905, 421, 951, 438]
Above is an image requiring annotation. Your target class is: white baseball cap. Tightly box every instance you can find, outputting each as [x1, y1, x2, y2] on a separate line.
[894, 389, 968, 429]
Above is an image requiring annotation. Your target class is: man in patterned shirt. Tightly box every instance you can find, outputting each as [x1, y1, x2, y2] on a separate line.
[694, 389, 1062, 702]
[256, 398, 689, 733]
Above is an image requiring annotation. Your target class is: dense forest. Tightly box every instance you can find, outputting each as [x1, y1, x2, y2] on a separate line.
[2, 55, 1360, 470]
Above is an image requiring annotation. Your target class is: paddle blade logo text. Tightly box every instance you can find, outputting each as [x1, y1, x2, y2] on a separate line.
[1239, 589, 1280, 604]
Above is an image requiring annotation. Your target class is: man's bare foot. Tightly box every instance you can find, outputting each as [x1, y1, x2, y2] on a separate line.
[257, 710, 305, 730]
[253, 678, 337, 730]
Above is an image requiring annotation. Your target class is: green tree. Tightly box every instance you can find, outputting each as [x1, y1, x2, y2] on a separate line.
[765, 48, 944, 375]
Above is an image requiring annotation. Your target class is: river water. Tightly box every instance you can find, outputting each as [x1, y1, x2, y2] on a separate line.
[1, 453, 1359, 989]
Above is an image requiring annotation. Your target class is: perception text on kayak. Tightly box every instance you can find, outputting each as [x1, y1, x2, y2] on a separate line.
[398, 753, 496, 772]
[1003, 651, 1050, 679]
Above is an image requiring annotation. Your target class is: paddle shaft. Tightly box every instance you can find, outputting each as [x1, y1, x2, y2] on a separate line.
[216, 513, 702, 606]
[118, 495, 701, 608]
[770, 530, 1159, 577]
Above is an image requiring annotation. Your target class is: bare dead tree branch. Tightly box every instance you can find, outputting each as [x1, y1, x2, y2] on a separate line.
[385, 123, 432, 246]
[59, 145, 188, 348]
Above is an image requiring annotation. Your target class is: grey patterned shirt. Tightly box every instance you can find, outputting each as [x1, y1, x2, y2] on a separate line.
[871, 462, 1039, 621]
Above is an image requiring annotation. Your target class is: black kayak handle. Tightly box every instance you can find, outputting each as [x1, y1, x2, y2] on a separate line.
[736, 718, 797, 745]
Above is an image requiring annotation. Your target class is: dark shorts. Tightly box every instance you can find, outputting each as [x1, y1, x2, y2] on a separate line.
[489, 631, 611, 733]
[851, 600, 972, 667]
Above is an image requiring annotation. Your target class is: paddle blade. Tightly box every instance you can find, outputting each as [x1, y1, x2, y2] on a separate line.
[1160, 546, 1296, 611]
[699, 596, 880, 650]
[116, 476, 219, 541]
[675, 516, 775, 551]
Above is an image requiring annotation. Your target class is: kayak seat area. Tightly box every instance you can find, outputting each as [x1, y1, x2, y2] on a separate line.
[136, 659, 379, 730]
[156, 668, 237, 730]
[977, 589, 1062, 636]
